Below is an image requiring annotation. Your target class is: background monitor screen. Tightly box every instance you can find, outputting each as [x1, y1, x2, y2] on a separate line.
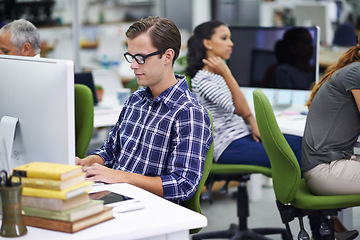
[227, 26, 319, 90]
[0, 56, 75, 171]
[75, 72, 99, 106]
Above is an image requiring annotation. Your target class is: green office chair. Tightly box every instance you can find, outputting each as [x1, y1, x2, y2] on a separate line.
[182, 109, 214, 234]
[253, 88, 360, 239]
[193, 163, 288, 240]
[74, 84, 94, 158]
[186, 80, 287, 240]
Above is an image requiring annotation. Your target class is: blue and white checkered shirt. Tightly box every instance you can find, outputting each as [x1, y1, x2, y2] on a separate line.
[92, 75, 213, 203]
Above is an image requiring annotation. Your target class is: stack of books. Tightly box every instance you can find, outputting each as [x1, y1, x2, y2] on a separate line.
[12, 162, 114, 233]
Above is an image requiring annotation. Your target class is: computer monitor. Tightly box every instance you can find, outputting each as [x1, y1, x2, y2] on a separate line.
[227, 26, 319, 91]
[0, 55, 76, 171]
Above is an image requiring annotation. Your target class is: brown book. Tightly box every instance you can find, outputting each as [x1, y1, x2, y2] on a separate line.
[21, 193, 91, 211]
[22, 207, 114, 233]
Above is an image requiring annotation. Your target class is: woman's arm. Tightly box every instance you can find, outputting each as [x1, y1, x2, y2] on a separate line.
[203, 57, 260, 142]
[350, 89, 360, 112]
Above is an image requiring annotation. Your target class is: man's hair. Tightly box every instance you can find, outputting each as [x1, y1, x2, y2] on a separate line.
[0, 19, 41, 55]
[126, 16, 181, 64]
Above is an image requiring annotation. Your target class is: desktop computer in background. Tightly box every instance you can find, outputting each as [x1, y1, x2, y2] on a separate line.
[227, 26, 319, 109]
[0, 56, 75, 172]
[227, 26, 319, 89]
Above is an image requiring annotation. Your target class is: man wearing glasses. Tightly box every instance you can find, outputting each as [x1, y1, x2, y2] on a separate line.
[76, 16, 213, 204]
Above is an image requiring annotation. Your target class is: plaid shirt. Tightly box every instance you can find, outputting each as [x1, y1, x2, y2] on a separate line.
[93, 75, 213, 203]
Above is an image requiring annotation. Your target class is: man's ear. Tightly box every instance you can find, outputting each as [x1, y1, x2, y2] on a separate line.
[20, 43, 35, 56]
[162, 48, 175, 65]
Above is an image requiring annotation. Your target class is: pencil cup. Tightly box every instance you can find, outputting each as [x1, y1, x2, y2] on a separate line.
[0, 183, 27, 237]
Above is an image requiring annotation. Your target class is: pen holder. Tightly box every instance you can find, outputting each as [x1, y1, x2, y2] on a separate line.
[0, 183, 27, 237]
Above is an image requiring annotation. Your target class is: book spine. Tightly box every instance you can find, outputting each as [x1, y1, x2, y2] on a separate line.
[18, 173, 85, 190]
[21, 181, 92, 200]
[22, 207, 113, 233]
[22, 200, 104, 222]
[21, 178, 61, 189]
[21, 193, 90, 211]
[22, 187, 67, 200]
[13, 169, 61, 180]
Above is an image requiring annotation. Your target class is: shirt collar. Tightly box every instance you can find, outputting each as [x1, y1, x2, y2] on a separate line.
[143, 74, 188, 108]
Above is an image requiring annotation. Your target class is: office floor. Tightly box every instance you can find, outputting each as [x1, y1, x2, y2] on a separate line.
[191, 180, 360, 240]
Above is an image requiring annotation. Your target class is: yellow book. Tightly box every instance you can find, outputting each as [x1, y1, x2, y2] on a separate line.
[22, 181, 93, 200]
[12, 162, 82, 180]
[13, 173, 86, 190]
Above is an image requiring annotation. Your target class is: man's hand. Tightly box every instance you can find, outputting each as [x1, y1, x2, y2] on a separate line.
[82, 163, 122, 183]
[75, 155, 104, 167]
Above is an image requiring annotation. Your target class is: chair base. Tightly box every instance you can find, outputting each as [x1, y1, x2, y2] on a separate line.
[276, 200, 338, 240]
[197, 174, 288, 240]
[192, 223, 288, 240]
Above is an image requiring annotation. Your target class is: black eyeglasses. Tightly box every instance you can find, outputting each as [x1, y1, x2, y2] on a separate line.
[123, 49, 164, 64]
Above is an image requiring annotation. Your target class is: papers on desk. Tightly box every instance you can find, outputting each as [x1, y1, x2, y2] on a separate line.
[277, 110, 307, 121]
[244, 87, 309, 107]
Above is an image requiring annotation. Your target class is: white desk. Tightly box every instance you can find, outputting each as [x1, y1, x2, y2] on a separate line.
[93, 104, 122, 128]
[11, 183, 207, 240]
[242, 87, 309, 137]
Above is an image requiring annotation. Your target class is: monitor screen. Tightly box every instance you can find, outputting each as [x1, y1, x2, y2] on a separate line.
[227, 26, 319, 90]
[75, 72, 99, 106]
[0, 56, 76, 171]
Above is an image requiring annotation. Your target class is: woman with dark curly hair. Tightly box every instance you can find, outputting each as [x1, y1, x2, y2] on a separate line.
[185, 20, 302, 168]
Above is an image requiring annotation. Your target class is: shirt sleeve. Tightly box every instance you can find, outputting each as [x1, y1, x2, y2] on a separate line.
[342, 64, 360, 91]
[160, 106, 213, 202]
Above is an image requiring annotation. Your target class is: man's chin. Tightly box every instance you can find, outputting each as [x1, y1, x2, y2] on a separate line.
[136, 78, 148, 86]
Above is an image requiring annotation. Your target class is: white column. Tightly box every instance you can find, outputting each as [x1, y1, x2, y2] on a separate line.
[72, 0, 81, 72]
[192, 0, 211, 30]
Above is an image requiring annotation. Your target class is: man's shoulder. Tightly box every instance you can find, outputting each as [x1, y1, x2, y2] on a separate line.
[174, 89, 202, 108]
[173, 91, 210, 122]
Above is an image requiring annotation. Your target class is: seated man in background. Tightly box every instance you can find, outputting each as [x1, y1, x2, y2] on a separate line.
[0, 19, 41, 57]
[76, 16, 213, 204]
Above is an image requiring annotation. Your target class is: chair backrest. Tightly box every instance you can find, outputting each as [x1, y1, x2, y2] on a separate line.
[181, 108, 214, 234]
[186, 75, 192, 92]
[253, 89, 301, 204]
[333, 23, 358, 47]
[74, 84, 94, 158]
